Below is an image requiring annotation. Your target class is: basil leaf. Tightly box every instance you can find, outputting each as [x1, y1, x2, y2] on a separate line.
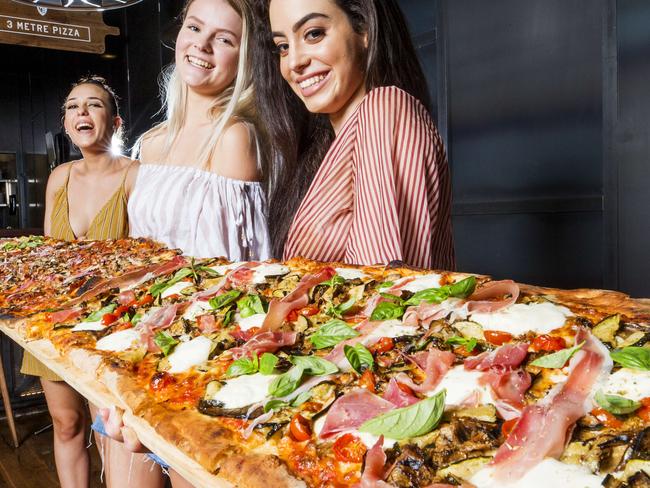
[131, 313, 143, 326]
[447, 276, 477, 298]
[237, 294, 265, 318]
[268, 366, 304, 397]
[291, 355, 339, 376]
[259, 353, 279, 375]
[344, 344, 374, 374]
[309, 320, 360, 349]
[594, 390, 641, 415]
[530, 341, 585, 368]
[149, 268, 193, 297]
[196, 265, 221, 277]
[264, 399, 288, 413]
[322, 275, 346, 288]
[445, 336, 478, 353]
[329, 285, 365, 318]
[209, 290, 242, 310]
[404, 288, 448, 307]
[153, 331, 179, 356]
[360, 390, 446, 440]
[377, 281, 394, 290]
[84, 304, 117, 322]
[291, 391, 312, 407]
[610, 347, 650, 371]
[222, 309, 235, 327]
[370, 301, 405, 321]
[226, 354, 259, 377]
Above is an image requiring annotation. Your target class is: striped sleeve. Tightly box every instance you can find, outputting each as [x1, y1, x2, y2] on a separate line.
[345, 86, 454, 269]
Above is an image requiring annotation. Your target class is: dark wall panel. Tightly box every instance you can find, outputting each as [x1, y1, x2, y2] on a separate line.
[445, 0, 604, 288]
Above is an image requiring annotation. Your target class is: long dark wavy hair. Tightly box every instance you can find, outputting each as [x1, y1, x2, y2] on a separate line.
[252, 0, 431, 258]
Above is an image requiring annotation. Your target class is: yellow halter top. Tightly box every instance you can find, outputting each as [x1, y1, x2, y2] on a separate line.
[49, 161, 132, 240]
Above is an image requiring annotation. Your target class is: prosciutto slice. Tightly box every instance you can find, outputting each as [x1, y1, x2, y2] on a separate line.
[117, 290, 136, 306]
[319, 389, 394, 439]
[325, 320, 382, 369]
[136, 304, 181, 352]
[196, 314, 217, 334]
[382, 378, 419, 407]
[465, 280, 519, 313]
[262, 267, 336, 331]
[490, 329, 612, 481]
[395, 349, 455, 393]
[480, 368, 531, 407]
[464, 343, 529, 371]
[230, 331, 297, 360]
[48, 307, 83, 324]
[402, 299, 464, 327]
[354, 437, 394, 488]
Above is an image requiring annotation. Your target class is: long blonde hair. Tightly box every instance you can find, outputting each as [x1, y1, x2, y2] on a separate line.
[133, 0, 257, 169]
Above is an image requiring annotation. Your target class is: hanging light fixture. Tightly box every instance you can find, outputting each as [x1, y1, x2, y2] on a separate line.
[11, 0, 143, 11]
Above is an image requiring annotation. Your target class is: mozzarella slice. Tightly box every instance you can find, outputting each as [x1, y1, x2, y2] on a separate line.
[335, 267, 368, 281]
[398, 273, 443, 293]
[312, 416, 397, 449]
[362, 320, 419, 345]
[601, 368, 650, 401]
[209, 373, 278, 409]
[161, 281, 192, 299]
[235, 313, 267, 330]
[167, 336, 213, 373]
[470, 302, 572, 336]
[428, 365, 494, 406]
[471, 458, 604, 488]
[210, 262, 245, 275]
[96, 329, 141, 352]
[251, 263, 291, 284]
[182, 301, 214, 321]
[72, 320, 105, 332]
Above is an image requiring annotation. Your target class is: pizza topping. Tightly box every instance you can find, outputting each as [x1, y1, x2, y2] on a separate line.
[230, 331, 298, 359]
[466, 279, 520, 313]
[368, 337, 395, 354]
[309, 320, 360, 349]
[251, 263, 290, 283]
[332, 433, 367, 462]
[429, 365, 493, 406]
[319, 389, 394, 439]
[529, 334, 566, 352]
[600, 368, 650, 401]
[334, 267, 368, 281]
[358, 369, 377, 393]
[289, 413, 312, 441]
[117, 290, 137, 306]
[48, 307, 83, 324]
[262, 267, 336, 331]
[594, 390, 641, 415]
[95, 328, 142, 352]
[530, 341, 585, 368]
[465, 343, 529, 371]
[344, 344, 374, 374]
[206, 373, 278, 411]
[356, 437, 392, 487]
[480, 368, 531, 408]
[489, 330, 611, 481]
[159, 281, 193, 299]
[360, 390, 446, 440]
[610, 346, 650, 371]
[166, 335, 213, 373]
[471, 302, 572, 336]
[395, 349, 455, 394]
[381, 380, 417, 409]
[196, 314, 217, 333]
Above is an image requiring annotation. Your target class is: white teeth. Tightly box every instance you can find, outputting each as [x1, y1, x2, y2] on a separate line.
[187, 55, 214, 69]
[76, 123, 93, 131]
[299, 74, 327, 89]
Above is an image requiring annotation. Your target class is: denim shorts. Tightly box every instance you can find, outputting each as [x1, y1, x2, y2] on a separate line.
[91, 416, 170, 469]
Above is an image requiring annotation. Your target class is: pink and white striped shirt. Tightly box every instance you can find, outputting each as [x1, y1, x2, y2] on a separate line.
[283, 86, 455, 270]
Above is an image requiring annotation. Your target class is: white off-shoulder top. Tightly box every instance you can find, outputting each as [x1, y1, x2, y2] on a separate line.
[128, 164, 270, 260]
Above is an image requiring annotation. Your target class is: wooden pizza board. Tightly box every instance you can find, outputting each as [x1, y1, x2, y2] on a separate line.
[0, 324, 233, 488]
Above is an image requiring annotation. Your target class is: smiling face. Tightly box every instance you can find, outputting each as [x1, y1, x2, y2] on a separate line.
[63, 83, 118, 153]
[270, 0, 368, 127]
[175, 0, 243, 97]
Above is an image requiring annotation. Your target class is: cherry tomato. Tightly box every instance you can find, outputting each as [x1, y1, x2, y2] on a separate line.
[453, 345, 477, 357]
[115, 305, 131, 316]
[150, 372, 177, 392]
[288, 305, 320, 322]
[332, 433, 367, 463]
[101, 313, 118, 325]
[289, 414, 312, 441]
[138, 294, 154, 306]
[530, 334, 566, 352]
[369, 337, 395, 354]
[484, 330, 513, 346]
[113, 321, 133, 332]
[358, 370, 376, 393]
[396, 382, 414, 396]
[591, 408, 623, 429]
[501, 418, 518, 438]
[638, 398, 650, 423]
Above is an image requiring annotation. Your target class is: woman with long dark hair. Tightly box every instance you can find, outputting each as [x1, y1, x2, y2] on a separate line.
[254, 0, 454, 269]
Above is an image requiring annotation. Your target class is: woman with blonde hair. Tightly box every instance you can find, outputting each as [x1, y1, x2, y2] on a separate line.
[97, 0, 269, 486]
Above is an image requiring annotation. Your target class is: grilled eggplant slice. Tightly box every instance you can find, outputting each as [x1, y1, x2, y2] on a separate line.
[197, 381, 264, 419]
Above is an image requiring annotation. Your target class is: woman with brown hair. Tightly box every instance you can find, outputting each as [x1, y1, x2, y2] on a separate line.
[20, 76, 141, 488]
[254, 0, 455, 269]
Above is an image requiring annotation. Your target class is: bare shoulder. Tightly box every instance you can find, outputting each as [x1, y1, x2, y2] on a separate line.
[139, 129, 167, 163]
[121, 157, 140, 196]
[47, 161, 73, 191]
[210, 121, 260, 182]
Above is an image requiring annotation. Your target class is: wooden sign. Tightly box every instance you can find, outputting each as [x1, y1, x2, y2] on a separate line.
[0, 1, 119, 53]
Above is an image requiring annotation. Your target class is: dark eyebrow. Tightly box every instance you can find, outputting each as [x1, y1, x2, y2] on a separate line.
[185, 15, 204, 25]
[65, 97, 104, 103]
[271, 12, 330, 38]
